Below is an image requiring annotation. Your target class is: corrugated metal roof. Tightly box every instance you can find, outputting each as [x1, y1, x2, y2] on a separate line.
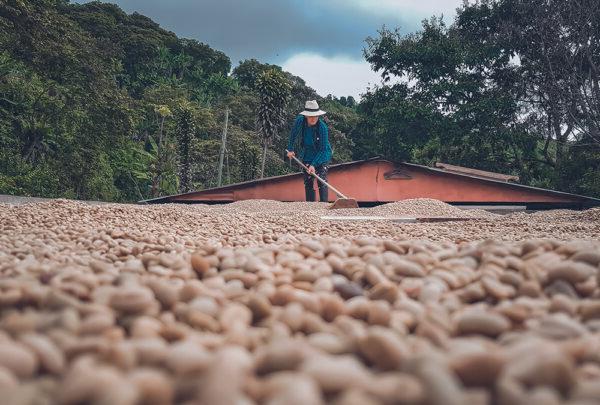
[139, 158, 600, 204]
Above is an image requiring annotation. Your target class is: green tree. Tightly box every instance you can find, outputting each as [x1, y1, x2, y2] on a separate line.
[457, 0, 600, 192]
[232, 59, 279, 90]
[148, 104, 178, 196]
[174, 102, 195, 192]
[362, 18, 537, 180]
[256, 69, 291, 178]
[0, 0, 360, 202]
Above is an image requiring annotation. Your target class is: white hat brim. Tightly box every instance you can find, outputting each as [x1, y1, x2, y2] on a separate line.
[300, 110, 326, 116]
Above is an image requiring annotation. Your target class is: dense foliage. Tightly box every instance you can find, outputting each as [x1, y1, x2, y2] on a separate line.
[0, 0, 354, 201]
[1, 0, 598, 201]
[359, 0, 600, 196]
[256, 69, 291, 178]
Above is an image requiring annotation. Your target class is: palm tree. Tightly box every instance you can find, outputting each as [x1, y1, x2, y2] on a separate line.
[174, 102, 195, 192]
[256, 69, 291, 178]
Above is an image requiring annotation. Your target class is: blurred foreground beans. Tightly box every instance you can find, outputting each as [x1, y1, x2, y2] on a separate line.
[0, 199, 599, 404]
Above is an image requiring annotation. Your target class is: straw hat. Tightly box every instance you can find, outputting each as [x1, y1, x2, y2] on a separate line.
[300, 100, 326, 116]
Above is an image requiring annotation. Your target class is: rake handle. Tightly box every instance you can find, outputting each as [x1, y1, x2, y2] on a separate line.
[285, 150, 348, 199]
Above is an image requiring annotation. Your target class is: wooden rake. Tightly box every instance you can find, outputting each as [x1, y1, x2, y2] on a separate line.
[286, 150, 359, 209]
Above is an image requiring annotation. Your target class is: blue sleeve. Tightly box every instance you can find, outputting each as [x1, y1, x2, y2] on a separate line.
[287, 115, 304, 152]
[310, 120, 329, 166]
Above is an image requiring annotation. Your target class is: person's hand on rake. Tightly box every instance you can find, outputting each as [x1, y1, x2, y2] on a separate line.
[307, 165, 316, 175]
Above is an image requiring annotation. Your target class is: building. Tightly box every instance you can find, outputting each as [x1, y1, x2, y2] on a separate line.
[140, 159, 600, 210]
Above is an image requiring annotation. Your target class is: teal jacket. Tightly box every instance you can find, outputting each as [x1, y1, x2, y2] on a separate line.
[287, 115, 332, 166]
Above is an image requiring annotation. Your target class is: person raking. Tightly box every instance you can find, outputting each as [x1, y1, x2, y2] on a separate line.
[286, 100, 332, 202]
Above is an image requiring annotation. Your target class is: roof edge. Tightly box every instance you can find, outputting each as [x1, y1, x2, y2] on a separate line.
[402, 162, 600, 203]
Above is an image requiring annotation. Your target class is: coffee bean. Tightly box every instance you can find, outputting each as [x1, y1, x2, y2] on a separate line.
[547, 261, 596, 285]
[0, 340, 39, 378]
[415, 357, 464, 405]
[579, 300, 600, 321]
[301, 355, 372, 394]
[190, 253, 210, 278]
[264, 372, 323, 405]
[456, 310, 511, 337]
[20, 333, 65, 375]
[109, 286, 155, 314]
[166, 339, 212, 375]
[247, 294, 272, 322]
[365, 372, 424, 404]
[333, 282, 364, 300]
[358, 327, 409, 370]
[129, 368, 174, 405]
[450, 351, 505, 387]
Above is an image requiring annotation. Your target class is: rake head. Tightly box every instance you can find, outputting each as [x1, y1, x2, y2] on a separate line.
[329, 198, 359, 210]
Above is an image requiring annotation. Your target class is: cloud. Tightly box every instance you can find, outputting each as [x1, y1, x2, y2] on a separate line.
[72, 0, 462, 97]
[74, 0, 461, 65]
[337, 0, 462, 19]
[281, 53, 386, 100]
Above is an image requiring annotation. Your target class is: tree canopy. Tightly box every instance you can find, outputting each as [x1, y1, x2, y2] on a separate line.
[1, 0, 598, 201]
[0, 0, 354, 200]
[359, 0, 600, 196]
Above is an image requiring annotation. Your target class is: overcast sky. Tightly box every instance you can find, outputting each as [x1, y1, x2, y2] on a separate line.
[74, 0, 463, 98]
